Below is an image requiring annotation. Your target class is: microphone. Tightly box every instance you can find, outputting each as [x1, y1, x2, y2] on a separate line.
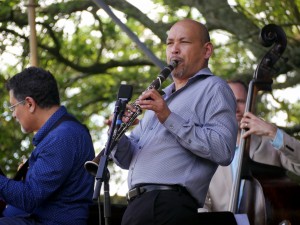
[116, 84, 133, 126]
[117, 84, 133, 101]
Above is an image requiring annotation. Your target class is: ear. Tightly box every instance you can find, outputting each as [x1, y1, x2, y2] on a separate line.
[25, 97, 36, 113]
[203, 42, 213, 59]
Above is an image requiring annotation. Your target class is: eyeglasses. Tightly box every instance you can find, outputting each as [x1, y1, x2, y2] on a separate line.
[8, 100, 25, 112]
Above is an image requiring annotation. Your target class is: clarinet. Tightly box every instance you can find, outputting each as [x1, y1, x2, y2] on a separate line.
[84, 60, 178, 176]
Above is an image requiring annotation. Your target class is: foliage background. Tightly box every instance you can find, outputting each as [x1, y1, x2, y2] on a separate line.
[0, 0, 300, 201]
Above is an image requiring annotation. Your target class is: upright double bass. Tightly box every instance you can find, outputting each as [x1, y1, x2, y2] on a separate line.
[228, 24, 300, 225]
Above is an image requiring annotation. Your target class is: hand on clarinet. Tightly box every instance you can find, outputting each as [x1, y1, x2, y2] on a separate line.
[105, 104, 139, 127]
[136, 89, 171, 123]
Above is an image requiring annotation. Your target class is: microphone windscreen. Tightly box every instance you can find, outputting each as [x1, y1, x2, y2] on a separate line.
[117, 84, 133, 101]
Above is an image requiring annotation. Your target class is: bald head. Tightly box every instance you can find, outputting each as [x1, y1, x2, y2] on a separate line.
[172, 19, 210, 44]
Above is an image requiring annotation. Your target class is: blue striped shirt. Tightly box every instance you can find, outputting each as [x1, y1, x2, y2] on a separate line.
[112, 68, 238, 206]
[0, 106, 95, 225]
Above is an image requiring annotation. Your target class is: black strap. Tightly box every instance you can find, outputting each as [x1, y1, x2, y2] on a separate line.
[49, 114, 90, 134]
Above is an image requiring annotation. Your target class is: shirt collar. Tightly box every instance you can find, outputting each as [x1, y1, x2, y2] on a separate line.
[163, 67, 214, 97]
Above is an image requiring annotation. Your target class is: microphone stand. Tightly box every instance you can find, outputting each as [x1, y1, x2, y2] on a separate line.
[103, 168, 111, 225]
[93, 98, 125, 225]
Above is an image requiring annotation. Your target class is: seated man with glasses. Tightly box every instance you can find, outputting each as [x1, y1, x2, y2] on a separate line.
[0, 67, 95, 225]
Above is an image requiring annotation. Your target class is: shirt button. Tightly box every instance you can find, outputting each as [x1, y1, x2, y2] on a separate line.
[170, 125, 174, 129]
[188, 139, 192, 144]
[139, 146, 142, 149]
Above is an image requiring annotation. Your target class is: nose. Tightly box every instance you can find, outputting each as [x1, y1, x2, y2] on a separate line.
[171, 42, 180, 55]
